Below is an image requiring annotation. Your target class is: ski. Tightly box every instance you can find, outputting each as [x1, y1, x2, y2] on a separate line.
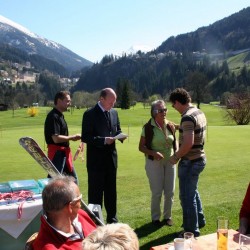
[19, 136, 104, 226]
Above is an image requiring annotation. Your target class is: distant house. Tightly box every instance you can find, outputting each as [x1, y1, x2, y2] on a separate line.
[0, 104, 8, 111]
[14, 72, 38, 83]
[3, 78, 12, 85]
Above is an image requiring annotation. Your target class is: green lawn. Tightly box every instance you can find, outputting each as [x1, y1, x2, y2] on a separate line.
[0, 103, 249, 249]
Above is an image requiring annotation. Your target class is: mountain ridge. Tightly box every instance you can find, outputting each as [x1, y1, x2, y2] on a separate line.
[156, 7, 250, 54]
[0, 15, 92, 74]
[74, 6, 250, 95]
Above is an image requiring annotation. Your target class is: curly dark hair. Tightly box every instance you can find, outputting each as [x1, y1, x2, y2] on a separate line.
[169, 88, 191, 105]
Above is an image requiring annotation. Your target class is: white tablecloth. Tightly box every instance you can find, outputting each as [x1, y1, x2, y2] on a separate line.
[0, 198, 42, 238]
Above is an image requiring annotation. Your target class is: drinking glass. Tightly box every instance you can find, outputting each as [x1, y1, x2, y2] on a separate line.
[217, 216, 228, 250]
[239, 234, 250, 250]
[174, 238, 185, 250]
[184, 232, 194, 250]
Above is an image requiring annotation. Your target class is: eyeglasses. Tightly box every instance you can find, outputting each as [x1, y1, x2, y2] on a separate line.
[70, 194, 82, 203]
[156, 108, 168, 113]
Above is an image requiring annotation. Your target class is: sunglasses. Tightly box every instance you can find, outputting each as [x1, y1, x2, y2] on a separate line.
[156, 108, 168, 113]
[70, 194, 82, 203]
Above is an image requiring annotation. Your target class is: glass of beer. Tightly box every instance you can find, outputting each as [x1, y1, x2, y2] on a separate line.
[217, 216, 228, 250]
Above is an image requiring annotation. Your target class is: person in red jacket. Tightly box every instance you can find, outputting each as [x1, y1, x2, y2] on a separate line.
[33, 176, 96, 250]
[238, 182, 250, 235]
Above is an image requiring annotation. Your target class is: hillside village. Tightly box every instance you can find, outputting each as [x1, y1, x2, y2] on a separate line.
[0, 59, 79, 89]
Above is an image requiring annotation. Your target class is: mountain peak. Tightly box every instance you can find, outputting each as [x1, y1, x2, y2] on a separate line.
[0, 15, 38, 39]
[128, 44, 153, 54]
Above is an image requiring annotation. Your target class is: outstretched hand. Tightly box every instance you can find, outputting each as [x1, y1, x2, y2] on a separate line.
[71, 134, 81, 141]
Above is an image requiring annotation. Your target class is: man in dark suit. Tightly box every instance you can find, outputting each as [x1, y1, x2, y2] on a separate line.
[81, 88, 126, 224]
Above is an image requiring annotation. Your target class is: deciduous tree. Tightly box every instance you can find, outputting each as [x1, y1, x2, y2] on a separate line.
[225, 92, 250, 125]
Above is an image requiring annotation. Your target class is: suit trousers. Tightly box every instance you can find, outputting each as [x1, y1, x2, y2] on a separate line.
[145, 158, 176, 221]
[87, 159, 117, 220]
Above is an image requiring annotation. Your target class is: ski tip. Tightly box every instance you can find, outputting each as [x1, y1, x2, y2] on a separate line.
[19, 136, 33, 144]
[19, 136, 33, 140]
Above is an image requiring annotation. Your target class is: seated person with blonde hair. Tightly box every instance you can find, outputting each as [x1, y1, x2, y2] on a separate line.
[82, 223, 139, 250]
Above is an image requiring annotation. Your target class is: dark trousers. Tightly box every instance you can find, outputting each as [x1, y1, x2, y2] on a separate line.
[48, 150, 78, 184]
[87, 162, 117, 220]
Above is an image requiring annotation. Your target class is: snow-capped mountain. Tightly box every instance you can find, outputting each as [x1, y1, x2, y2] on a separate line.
[0, 15, 92, 72]
[127, 44, 153, 54]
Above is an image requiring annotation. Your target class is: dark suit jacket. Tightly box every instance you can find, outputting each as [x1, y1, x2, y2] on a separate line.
[81, 104, 122, 171]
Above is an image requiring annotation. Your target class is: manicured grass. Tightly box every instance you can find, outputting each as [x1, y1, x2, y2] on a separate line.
[0, 103, 249, 249]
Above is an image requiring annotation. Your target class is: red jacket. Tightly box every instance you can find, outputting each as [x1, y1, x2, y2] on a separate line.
[240, 182, 250, 227]
[33, 210, 96, 250]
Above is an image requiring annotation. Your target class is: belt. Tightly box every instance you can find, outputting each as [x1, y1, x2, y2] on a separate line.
[181, 157, 205, 163]
[147, 155, 154, 161]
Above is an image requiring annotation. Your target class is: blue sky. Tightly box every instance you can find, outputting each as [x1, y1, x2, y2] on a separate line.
[1, 0, 249, 62]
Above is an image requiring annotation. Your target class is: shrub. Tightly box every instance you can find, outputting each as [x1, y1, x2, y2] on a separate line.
[27, 107, 39, 117]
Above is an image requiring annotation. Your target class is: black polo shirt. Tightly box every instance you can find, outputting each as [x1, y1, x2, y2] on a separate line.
[44, 108, 69, 147]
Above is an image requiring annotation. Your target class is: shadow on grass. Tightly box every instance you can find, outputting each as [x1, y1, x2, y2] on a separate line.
[135, 222, 176, 250]
[135, 222, 160, 238]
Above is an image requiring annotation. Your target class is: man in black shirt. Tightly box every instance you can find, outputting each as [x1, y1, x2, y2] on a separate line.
[44, 91, 81, 182]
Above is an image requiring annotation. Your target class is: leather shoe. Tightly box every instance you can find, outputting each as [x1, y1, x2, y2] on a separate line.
[199, 222, 206, 229]
[164, 218, 173, 226]
[176, 230, 200, 238]
[176, 230, 185, 238]
[152, 220, 161, 227]
[107, 217, 118, 224]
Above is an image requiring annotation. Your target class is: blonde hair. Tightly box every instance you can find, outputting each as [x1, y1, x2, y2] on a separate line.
[82, 223, 139, 250]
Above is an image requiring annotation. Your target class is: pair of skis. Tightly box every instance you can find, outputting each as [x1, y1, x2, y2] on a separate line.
[19, 137, 104, 226]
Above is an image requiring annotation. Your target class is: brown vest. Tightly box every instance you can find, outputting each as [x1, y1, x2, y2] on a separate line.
[144, 119, 177, 160]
